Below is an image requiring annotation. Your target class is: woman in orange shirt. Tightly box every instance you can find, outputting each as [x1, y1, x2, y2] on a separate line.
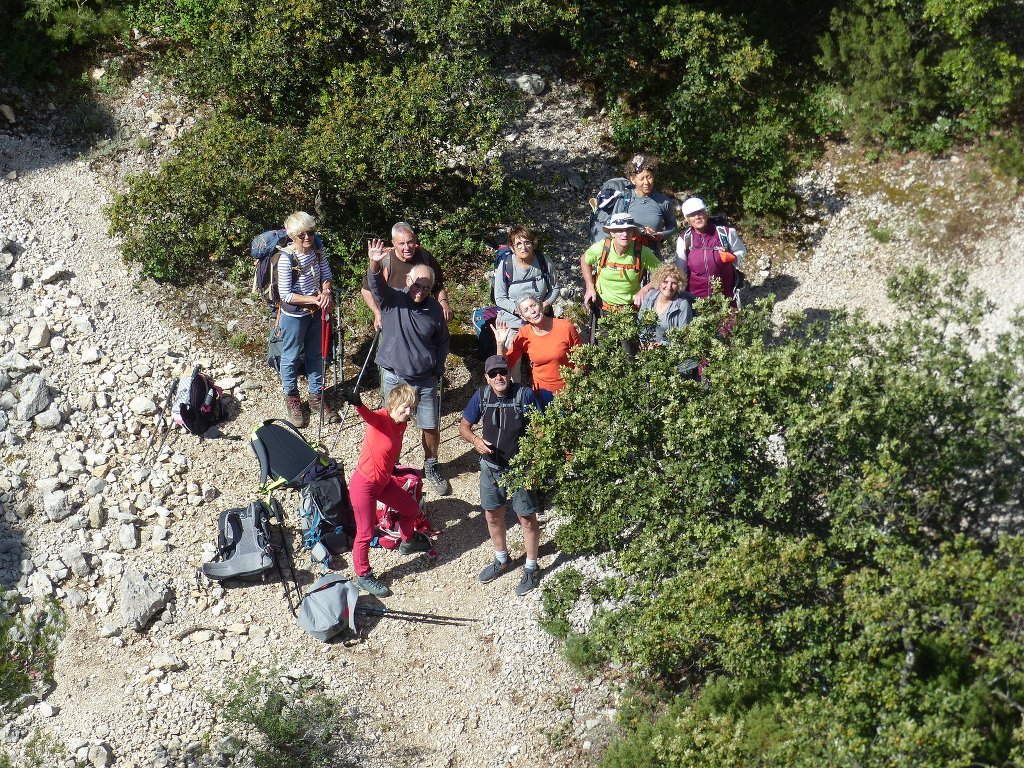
[492, 295, 582, 398]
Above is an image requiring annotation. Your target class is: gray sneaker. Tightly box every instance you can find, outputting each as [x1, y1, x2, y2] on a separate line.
[424, 462, 451, 495]
[354, 572, 391, 597]
[515, 567, 541, 596]
[478, 557, 511, 584]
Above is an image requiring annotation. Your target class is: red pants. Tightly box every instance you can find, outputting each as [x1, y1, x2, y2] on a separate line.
[348, 468, 419, 576]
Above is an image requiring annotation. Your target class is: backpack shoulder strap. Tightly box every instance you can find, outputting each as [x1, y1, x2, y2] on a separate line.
[632, 240, 642, 274]
[596, 238, 612, 283]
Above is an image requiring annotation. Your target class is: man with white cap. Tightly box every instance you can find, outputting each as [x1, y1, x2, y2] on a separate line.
[675, 197, 747, 302]
[580, 212, 663, 311]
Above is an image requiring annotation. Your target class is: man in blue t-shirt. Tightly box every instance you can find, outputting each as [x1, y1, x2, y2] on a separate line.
[459, 354, 542, 595]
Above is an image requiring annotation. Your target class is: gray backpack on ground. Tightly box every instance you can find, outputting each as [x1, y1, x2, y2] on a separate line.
[296, 573, 360, 642]
[201, 501, 276, 580]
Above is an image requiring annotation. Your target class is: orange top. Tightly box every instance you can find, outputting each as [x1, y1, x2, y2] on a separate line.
[507, 319, 582, 393]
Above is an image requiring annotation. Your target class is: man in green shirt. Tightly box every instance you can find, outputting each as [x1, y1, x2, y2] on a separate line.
[581, 213, 661, 310]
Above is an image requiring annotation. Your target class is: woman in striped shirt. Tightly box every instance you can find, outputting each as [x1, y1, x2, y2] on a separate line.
[277, 211, 333, 427]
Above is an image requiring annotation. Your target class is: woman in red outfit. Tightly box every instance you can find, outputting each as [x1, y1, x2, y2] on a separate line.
[492, 295, 582, 398]
[343, 384, 431, 597]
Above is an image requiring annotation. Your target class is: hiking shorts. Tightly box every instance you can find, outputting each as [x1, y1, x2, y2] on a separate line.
[479, 460, 539, 518]
[381, 369, 439, 430]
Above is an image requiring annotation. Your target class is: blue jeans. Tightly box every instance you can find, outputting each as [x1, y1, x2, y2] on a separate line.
[278, 311, 323, 396]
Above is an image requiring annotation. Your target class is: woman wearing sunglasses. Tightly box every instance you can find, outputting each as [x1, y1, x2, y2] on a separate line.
[276, 211, 333, 427]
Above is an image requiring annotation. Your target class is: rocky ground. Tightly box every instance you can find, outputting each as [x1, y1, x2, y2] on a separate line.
[1, 69, 1023, 768]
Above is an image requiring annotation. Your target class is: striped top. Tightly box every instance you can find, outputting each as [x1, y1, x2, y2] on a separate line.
[278, 245, 333, 316]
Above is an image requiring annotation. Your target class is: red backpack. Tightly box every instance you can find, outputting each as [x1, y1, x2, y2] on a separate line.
[372, 466, 440, 554]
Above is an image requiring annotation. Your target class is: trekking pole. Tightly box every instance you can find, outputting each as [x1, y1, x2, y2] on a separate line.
[318, 307, 331, 444]
[144, 377, 180, 465]
[588, 300, 599, 345]
[355, 604, 478, 625]
[270, 498, 300, 616]
[334, 294, 343, 395]
[329, 329, 381, 453]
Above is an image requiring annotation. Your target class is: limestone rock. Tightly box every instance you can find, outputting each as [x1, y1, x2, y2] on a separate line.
[119, 568, 172, 631]
[16, 373, 51, 420]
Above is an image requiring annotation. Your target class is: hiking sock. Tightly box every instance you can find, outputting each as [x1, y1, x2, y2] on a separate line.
[525, 558, 538, 571]
[495, 551, 510, 564]
[425, 458, 439, 469]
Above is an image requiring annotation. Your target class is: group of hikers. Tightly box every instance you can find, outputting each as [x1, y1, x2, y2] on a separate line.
[268, 154, 747, 597]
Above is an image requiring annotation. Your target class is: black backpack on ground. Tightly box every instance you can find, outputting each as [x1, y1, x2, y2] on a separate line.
[297, 472, 357, 568]
[250, 419, 334, 492]
[201, 500, 277, 580]
[172, 366, 224, 436]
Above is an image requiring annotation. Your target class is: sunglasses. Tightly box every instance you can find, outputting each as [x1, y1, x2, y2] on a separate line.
[296, 230, 316, 239]
[487, 368, 509, 377]
[410, 280, 433, 291]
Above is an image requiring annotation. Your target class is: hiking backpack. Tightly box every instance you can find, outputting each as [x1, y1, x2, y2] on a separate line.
[588, 177, 634, 243]
[372, 466, 439, 551]
[172, 366, 224, 436]
[250, 418, 335, 492]
[679, 216, 747, 306]
[296, 573, 360, 642]
[250, 229, 325, 311]
[298, 472, 357, 568]
[490, 244, 553, 303]
[201, 500, 277, 580]
[478, 383, 533, 465]
[595, 238, 645, 287]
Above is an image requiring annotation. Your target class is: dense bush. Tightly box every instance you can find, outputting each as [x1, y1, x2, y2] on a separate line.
[0, 0, 130, 79]
[108, 0, 565, 286]
[819, 0, 1024, 150]
[218, 668, 356, 768]
[513, 268, 1024, 764]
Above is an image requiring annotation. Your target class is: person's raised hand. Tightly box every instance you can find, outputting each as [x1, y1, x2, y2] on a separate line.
[368, 239, 390, 263]
[342, 388, 362, 407]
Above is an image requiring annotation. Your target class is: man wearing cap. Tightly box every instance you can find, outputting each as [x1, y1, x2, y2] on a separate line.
[675, 197, 747, 302]
[367, 237, 452, 495]
[460, 354, 544, 595]
[580, 212, 663, 311]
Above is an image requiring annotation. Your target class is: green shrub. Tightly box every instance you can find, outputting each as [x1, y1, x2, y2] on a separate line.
[0, 591, 63, 708]
[511, 267, 1024, 764]
[819, 0, 1024, 152]
[540, 567, 585, 638]
[218, 668, 356, 768]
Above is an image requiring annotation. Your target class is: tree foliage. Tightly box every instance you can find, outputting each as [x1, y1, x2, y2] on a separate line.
[514, 269, 1024, 765]
[109, 0, 566, 284]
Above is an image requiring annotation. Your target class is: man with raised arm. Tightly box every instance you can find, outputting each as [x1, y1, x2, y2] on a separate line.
[366, 238, 452, 495]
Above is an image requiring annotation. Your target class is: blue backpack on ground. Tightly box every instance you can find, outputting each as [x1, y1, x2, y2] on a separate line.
[297, 471, 356, 569]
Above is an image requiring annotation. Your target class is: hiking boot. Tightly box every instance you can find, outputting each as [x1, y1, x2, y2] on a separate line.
[283, 394, 306, 427]
[308, 392, 340, 424]
[354, 572, 391, 597]
[398, 531, 432, 555]
[478, 557, 511, 584]
[424, 462, 451, 496]
[515, 567, 541, 596]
